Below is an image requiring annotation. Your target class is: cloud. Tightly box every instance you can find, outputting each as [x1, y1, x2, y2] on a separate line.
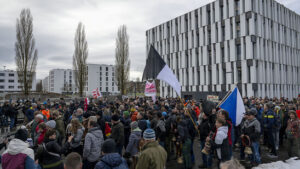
[0, 0, 299, 81]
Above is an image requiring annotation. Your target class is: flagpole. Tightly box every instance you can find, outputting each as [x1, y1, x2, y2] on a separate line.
[217, 88, 233, 108]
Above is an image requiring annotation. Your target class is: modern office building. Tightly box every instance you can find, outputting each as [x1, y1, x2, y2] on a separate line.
[146, 0, 300, 99]
[0, 69, 36, 93]
[49, 69, 76, 94]
[86, 64, 119, 96]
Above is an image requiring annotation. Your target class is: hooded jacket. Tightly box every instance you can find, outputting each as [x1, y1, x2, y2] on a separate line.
[94, 153, 128, 169]
[125, 128, 142, 156]
[242, 118, 261, 142]
[1, 139, 36, 169]
[83, 127, 104, 162]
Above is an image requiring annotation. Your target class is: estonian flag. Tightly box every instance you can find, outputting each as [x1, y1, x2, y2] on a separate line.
[219, 87, 245, 126]
[142, 45, 181, 97]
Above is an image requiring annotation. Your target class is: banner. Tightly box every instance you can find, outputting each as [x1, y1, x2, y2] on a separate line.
[145, 81, 156, 97]
[207, 95, 219, 102]
[92, 87, 102, 99]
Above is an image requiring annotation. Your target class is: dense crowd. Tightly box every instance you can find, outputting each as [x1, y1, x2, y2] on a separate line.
[0, 96, 299, 169]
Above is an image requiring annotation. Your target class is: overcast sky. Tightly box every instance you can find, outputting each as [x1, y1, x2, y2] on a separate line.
[0, 0, 299, 80]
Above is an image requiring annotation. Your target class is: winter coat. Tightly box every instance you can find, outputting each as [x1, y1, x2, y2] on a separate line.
[177, 120, 191, 143]
[25, 108, 35, 122]
[70, 127, 84, 148]
[36, 139, 69, 169]
[83, 127, 104, 162]
[211, 126, 230, 162]
[286, 118, 300, 139]
[241, 118, 261, 142]
[37, 129, 47, 145]
[1, 139, 36, 169]
[55, 116, 65, 139]
[136, 141, 167, 169]
[111, 122, 125, 146]
[95, 153, 128, 169]
[199, 118, 211, 142]
[156, 119, 166, 142]
[263, 110, 277, 130]
[125, 128, 142, 156]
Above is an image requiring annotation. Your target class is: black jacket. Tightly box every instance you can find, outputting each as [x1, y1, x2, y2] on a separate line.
[110, 122, 125, 146]
[199, 118, 211, 141]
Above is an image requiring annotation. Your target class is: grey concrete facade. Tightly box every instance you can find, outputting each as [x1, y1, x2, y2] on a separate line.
[146, 0, 300, 100]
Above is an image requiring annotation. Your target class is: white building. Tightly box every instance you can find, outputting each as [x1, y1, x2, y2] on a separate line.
[86, 64, 119, 96]
[48, 69, 76, 94]
[45, 64, 119, 95]
[42, 76, 49, 92]
[0, 69, 36, 93]
[146, 0, 300, 100]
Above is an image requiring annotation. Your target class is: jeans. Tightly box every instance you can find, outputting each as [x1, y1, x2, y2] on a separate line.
[268, 129, 277, 155]
[9, 117, 15, 129]
[182, 139, 192, 169]
[117, 144, 123, 155]
[273, 130, 280, 150]
[200, 141, 212, 168]
[251, 141, 261, 164]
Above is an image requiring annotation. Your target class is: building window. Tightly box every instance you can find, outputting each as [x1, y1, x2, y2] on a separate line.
[235, 0, 240, 15]
[100, 67, 102, 71]
[18, 86, 22, 89]
[100, 87, 102, 91]
[106, 72, 108, 76]
[106, 82, 108, 86]
[100, 77, 102, 81]
[9, 86, 14, 89]
[100, 82, 102, 86]
[0, 86, 4, 89]
[112, 82, 114, 86]
[106, 67, 108, 71]
[112, 87, 114, 91]
[8, 80, 14, 83]
[9, 73, 14, 77]
[236, 44, 241, 60]
[100, 72, 102, 76]
[106, 87, 108, 92]
[236, 22, 240, 37]
[0, 79, 4, 83]
[0, 73, 4, 76]
[106, 77, 108, 81]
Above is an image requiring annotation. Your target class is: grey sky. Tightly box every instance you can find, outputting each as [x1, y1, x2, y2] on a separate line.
[0, 0, 299, 80]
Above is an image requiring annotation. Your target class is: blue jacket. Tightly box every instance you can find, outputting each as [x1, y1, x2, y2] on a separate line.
[95, 153, 128, 169]
[26, 109, 35, 122]
[263, 110, 276, 129]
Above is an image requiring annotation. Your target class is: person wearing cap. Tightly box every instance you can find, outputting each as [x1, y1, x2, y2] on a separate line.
[279, 103, 289, 146]
[110, 114, 125, 155]
[241, 108, 261, 166]
[125, 121, 142, 157]
[52, 110, 65, 146]
[136, 129, 167, 169]
[94, 139, 128, 169]
[285, 110, 300, 158]
[263, 102, 278, 158]
[1, 129, 38, 169]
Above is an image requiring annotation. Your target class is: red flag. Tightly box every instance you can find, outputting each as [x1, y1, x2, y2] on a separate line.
[84, 97, 89, 112]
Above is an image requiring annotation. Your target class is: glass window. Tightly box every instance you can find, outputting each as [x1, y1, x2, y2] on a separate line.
[106, 87, 108, 92]
[106, 77, 108, 81]
[0, 73, 4, 76]
[0, 79, 4, 82]
[9, 73, 14, 77]
[0, 86, 4, 89]
[8, 80, 14, 83]
[236, 44, 241, 60]
[9, 86, 14, 89]
[106, 67, 108, 71]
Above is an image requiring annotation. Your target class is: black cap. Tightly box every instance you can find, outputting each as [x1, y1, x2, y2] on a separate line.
[111, 114, 120, 121]
[102, 139, 116, 154]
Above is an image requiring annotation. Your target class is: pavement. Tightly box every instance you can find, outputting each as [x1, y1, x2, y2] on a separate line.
[166, 139, 290, 169]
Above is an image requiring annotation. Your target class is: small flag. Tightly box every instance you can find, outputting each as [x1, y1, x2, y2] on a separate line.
[142, 45, 181, 97]
[105, 122, 111, 137]
[84, 97, 89, 112]
[219, 87, 245, 126]
[92, 88, 102, 99]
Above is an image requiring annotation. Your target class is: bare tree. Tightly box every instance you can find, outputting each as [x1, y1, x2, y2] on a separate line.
[15, 9, 38, 95]
[73, 22, 88, 97]
[115, 25, 130, 95]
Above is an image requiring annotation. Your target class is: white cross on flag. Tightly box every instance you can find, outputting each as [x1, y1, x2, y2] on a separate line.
[92, 88, 102, 99]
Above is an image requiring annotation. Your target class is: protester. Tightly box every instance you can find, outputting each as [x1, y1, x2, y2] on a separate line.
[1, 129, 37, 169]
[94, 139, 128, 169]
[110, 114, 125, 155]
[69, 118, 85, 155]
[136, 129, 167, 169]
[83, 117, 104, 169]
[285, 110, 300, 158]
[125, 121, 142, 156]
[64, 152, 82, 169]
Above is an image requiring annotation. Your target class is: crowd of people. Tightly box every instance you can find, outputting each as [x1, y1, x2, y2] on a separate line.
[0, 96, 299, 169]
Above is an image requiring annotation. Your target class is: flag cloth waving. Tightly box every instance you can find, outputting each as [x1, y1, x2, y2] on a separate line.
[142, 45, 181, 97]
[92, 87, 102, 99]
[219, 87, 245, 126]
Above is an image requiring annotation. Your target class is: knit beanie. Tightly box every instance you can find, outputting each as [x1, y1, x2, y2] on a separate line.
[111, 114, 120, 121]
[143, 129, 156, 140]
[123, 111, 130, 117]
[102, 139, 116, 154]
[130, 121, 138, 130]
[15, 129, 28, 142]
[45, 120, 56, 129]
